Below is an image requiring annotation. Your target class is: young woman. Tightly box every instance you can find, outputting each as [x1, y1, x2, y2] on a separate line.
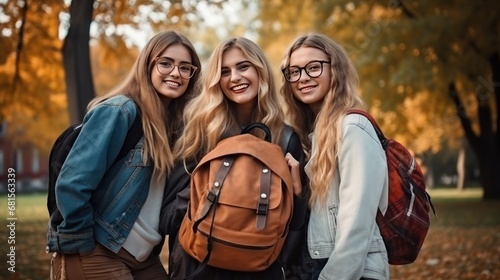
[47, 30, 201, 280]
[161, 37, 307, 280]
[280, 33, 390, 280]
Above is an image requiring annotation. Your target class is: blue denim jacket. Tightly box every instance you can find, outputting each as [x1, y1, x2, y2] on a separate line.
[47, 95, 152, 254]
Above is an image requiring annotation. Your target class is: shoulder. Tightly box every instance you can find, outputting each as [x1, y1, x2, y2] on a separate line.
[341, 114, 384, 151]
[100, 95, 137, 112]
[87, 95, 138, 121]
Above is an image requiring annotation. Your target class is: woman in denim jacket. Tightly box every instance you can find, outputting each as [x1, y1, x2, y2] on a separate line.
[47, 31, 201, 280]
[280, 33, 390, 280]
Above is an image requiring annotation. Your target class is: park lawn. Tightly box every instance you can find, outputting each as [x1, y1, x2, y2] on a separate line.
[0, 188, 499, 279]
[391, 188, 500, 280]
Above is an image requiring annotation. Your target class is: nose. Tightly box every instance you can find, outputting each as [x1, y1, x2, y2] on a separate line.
[297, 68, 310, 82]
[170, 65, 181, 77]
[230, 70, 242, 82]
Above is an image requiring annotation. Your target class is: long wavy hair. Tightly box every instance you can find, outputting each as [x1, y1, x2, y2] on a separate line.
[280, 33, 365, 205]
[174, 37, 285, 162]
[88, 31, 202, 180]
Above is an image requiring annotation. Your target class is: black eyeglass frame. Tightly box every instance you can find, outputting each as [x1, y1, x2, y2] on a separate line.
[154, 57, 198, 79]
[282, 60, 330, 82]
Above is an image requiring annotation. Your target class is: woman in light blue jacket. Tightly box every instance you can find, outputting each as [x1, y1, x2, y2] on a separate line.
[280, 33, 390, 280]
[47, 31, 201, 280]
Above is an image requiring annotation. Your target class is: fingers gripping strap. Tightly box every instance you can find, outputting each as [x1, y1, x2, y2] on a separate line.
[256, 165, 271, 230]
[193, 156, 234, 232]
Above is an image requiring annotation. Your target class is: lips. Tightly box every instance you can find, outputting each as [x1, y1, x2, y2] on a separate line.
[299, 85, 317, 92]
[230, 84, 249, 92]
[164, 80, 181, 87]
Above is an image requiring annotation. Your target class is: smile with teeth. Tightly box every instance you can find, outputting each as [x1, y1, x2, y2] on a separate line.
[164, 81, 180, 87]
[300, 85, 317, 92]
[231, 84, 249, 91]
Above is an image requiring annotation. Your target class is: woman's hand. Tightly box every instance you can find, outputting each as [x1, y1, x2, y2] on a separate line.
[285, 153, 302, 196]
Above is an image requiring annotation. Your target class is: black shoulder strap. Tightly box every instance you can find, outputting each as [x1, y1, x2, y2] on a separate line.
[280, 125, 294, 155]
[115, 109, 143, 163]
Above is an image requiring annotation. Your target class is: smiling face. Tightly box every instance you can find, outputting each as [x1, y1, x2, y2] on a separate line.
[219, 47, 259, 111]
[289, 46, 331, 114]
[151, 43, 193, 102]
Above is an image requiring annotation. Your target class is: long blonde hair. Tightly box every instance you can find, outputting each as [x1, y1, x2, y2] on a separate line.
[280, 33, 365, 205]
[88, 31, 201, 180]
[174, 37, 285, 162]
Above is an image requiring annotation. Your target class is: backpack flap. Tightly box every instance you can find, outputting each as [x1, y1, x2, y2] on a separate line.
[195, 133, 294, 189]
[195, 155, 281, 231]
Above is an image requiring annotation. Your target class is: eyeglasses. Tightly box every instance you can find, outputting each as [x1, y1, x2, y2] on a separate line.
[155, 57, 198, 79]
[282, 60, 330, 82]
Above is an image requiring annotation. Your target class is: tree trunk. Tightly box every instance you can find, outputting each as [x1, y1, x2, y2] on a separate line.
[421, 152, 434, 189]
[476, 151, 500, 200]
[482, 51, 500, 200]
[62, 0, 95, 124]
[449, 78, 500, 200]
[456, 139, 466, 191]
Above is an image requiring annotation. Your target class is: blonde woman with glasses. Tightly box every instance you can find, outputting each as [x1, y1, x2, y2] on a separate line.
[280, 33, 390, 280]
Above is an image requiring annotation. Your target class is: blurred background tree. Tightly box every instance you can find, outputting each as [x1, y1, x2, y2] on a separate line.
[258, 0, 499, 199]
[0, 0, 241, 153]
[1, 0, 497, 198]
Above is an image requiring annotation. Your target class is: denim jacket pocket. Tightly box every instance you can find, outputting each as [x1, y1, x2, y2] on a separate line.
[124, 145, 150, 167]
[95, 144, 151, 218]
[308, 203, 339, 259]
[327, 204, 338, 242]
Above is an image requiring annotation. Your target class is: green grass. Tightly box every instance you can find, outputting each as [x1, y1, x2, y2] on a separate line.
[426, 188, 500, 228]
[0, 189, 498, 279]
[0, 193, 50, 222]
[0, 192, 51, 279]
[428, 187, 483, 201]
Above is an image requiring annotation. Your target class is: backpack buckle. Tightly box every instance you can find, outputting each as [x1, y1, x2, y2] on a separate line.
[256, 202, 268, 215]
[207, 191, 217, 203]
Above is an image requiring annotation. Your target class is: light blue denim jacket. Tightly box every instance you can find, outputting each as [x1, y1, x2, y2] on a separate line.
[47, 95, 153, 254]
[305, 114, 390, 280]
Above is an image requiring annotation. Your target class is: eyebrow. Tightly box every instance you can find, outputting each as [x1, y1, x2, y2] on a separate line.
[157, 56, 192, 64]
[221, 60, 252, 68]
[289, 59, 327, 67]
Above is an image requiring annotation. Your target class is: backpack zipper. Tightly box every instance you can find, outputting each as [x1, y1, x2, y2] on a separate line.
[199, 230, 275, 250]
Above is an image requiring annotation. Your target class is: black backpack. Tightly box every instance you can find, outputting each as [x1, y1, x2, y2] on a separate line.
[47, 113, 143, 223]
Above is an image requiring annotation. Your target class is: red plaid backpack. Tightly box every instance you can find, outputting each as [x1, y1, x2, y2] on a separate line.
[347, 109, 435, 265]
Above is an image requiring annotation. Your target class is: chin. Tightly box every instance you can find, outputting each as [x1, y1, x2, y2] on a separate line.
[163, 92, 185, 99]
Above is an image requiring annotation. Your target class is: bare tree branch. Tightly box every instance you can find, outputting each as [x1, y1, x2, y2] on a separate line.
[13, 0, 28, 92]
[396, 0, 416, 19]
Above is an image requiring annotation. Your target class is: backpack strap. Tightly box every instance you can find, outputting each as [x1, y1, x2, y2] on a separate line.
[193, 156, 234, 232]
[280, 125, 294, 155]
[256, 164, 271, 230]
[241, 122, 272, 142]
[186, 156, 235, 280]
[115, 110, 143, 161]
